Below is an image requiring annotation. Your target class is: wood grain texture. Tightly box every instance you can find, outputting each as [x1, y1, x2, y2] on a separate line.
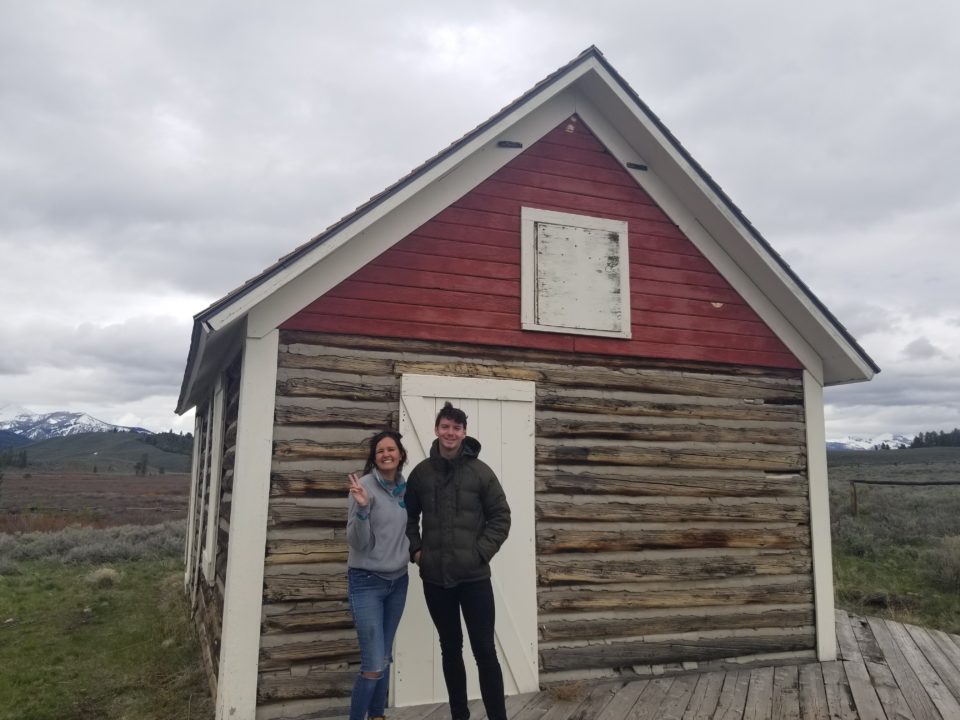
[539, 607, 814, 642]
[539, 633, 815, 672]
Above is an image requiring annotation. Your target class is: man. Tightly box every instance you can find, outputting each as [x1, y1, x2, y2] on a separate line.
[405, 401, 511, 720]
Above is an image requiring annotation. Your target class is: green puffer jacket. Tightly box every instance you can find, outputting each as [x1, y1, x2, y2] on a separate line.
[405, 436, 511, 588]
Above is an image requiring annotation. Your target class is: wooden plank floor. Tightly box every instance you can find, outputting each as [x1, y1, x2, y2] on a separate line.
[374, 612, 960, 720]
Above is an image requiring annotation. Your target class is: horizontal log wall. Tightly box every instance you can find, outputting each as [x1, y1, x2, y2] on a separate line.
[255, 331, 812, 712]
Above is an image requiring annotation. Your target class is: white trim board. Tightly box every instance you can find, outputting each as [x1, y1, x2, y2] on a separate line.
[202, 375, 226, 585]
[215, 330, 279, 720]
[184, 412, 204, 590]
[803, 368, 836, 661]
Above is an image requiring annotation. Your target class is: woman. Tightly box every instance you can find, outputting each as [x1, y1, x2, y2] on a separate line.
[346, 430, 410, 720]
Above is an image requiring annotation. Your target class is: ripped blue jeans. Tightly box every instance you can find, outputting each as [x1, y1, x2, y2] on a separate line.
[347, 568, 409, 720]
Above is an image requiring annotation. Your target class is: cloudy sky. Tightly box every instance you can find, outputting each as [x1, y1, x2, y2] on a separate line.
[1, 1, 958, 439]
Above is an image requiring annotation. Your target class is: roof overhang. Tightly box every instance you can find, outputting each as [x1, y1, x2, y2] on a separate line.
[176, 47, 877, 414]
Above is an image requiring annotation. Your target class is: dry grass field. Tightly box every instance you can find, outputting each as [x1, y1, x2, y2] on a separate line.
[0, 471, 189, 533]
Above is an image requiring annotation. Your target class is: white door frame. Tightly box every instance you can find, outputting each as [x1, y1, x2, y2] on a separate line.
[393, 374, 539, 706]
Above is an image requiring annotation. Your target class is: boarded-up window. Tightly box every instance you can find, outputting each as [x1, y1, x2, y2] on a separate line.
[521, 207, 630, 338]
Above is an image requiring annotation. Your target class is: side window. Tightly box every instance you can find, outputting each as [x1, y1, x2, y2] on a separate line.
[521, 207, 631, 338]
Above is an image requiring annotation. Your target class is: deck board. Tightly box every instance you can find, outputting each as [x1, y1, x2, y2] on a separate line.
[682, 671, 725, 720]
[885, 619, 960, 719]
[797, 663, 830, 720]
[355, 615, 960, 720]
[771, 665, 800, 720]
[868, 616, 942, 720]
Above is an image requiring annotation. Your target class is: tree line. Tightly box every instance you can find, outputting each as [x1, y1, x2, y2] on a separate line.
[910, 428, 960, 448]
[0, 448, 27, 468]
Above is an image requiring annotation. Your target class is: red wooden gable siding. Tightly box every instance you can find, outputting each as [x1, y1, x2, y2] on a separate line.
[282, 116, 802, 370]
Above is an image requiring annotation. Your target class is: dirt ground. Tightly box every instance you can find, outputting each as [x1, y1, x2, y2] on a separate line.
[0, 471, 189, 532]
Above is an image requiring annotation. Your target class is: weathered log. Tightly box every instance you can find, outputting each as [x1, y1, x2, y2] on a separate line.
[269, 499, 347, 527]
[537, 550, 811, 586]
[537, 526, 810, 554]
[263, 564, 348, 602]
[536, 391, 804, 422]
[192, 598, 220, 698]
[539, 607, 815, 642]
[539, 632, 815, 672]
[274, 440, 367, 461]
[278, 351, 395, 375]
[536, 498, 809, 524]
[262, 601, 354, 634]
[280, 331, 802, 381]
[278, 335, 802, 401]
[538, 578, 813, 612]
[276, 376, 400, 402]
[271, 469, 352, 497]
[258, 667, 355, 702]
[536, 443, 805, 471]
[265, 538, 349, 564]
[275, 403, 397, 428]
[536, 416, 805, 446]
[259, 635, 359, 670]
[535, 467, 807, 498]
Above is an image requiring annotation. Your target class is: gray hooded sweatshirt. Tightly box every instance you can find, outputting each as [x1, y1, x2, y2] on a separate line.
[347, 469, 410, 579]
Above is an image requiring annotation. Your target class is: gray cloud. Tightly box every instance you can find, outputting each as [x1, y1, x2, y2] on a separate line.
[902, 338, 946, 361]
[2, 1, 958, 434]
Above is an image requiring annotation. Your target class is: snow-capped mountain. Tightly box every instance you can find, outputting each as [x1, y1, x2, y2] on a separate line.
[0, 404, 149, 441]
[826, 432, 913, 451]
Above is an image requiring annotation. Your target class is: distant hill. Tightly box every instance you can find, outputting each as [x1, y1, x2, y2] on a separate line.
[0, 429, 31, 449]
[11, 431, 191, 474]
[826, 432, 913, 451]
[0, 404, 149, 441]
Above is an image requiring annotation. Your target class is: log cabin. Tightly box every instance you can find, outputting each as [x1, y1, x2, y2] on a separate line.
[176, 46, 879, 720]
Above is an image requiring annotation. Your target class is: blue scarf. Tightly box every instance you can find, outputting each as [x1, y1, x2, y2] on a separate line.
[373, 468, 406, 509]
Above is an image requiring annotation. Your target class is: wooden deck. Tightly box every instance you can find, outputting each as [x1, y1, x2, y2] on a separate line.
[375, 611, 960, 720]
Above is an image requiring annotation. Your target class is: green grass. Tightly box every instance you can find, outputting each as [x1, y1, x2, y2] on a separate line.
[0, 558, 212, 720]
[828, 447, 960, 633]
[834, 545, 960, 633]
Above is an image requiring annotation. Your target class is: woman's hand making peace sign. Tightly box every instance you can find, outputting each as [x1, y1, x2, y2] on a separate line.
[348, 472, 369, 507]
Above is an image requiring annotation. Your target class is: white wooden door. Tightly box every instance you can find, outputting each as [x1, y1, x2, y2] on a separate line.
[392, 374, 539, 706]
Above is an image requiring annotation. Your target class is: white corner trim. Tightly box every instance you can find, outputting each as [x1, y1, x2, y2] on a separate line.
[216, 330, 279, 720]
[190, 401, 215, 596]
[803, 369, 837, 661]
[184, 412, 204, 589]
[202, 375, 226, 584]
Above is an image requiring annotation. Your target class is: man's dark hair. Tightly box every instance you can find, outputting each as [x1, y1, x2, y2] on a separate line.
[434, 401, 467, 429]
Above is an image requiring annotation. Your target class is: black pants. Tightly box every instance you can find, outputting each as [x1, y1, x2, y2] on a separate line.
[422, 578, 507, 720]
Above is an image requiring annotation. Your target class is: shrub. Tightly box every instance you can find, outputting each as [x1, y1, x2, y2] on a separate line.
[921, 536, 960, 594]
[85, 566, 121, 587]
[832, 515, 880, 558]
[1, 521, 185, 564]
[0, 556, 21, 576]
